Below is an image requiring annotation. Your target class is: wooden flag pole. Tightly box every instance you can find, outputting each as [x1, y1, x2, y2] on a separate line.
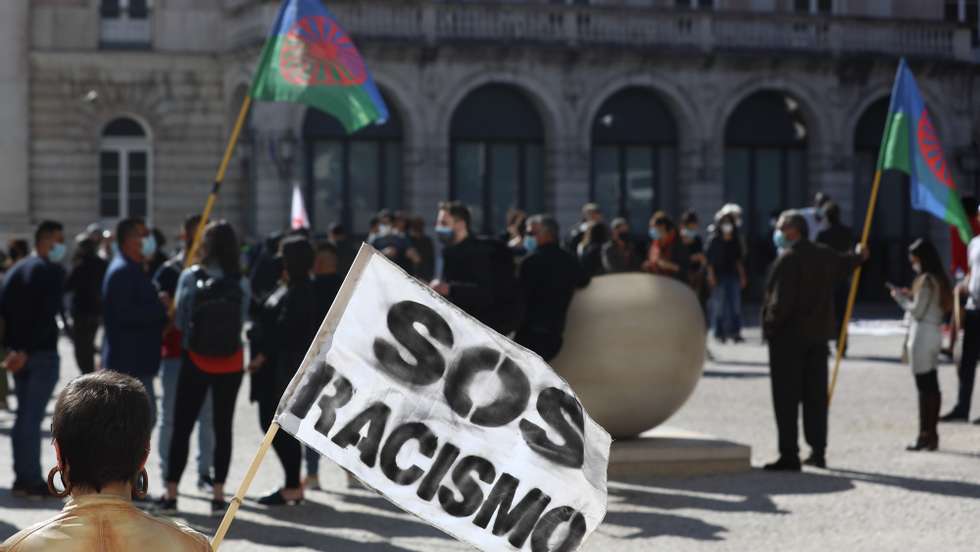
[183, 95, 254, 270]
[828, 169, 883, 406]
[211, 422, 281, 550]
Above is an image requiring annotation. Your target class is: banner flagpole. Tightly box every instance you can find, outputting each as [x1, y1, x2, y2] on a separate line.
[183, 95, 254, 270]
[828, 169, 883, 406]
[211, 422, 281, 550]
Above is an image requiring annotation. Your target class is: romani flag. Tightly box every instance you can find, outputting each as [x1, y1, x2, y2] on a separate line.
[250, 0, 389, 133]
[879, 58, 973, 243]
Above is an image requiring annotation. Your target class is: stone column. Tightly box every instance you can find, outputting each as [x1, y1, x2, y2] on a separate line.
[0, 1, 31, 239]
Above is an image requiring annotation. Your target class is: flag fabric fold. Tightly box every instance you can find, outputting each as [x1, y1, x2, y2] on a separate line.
[879, 58, 973, 243]
[290, 183, 310, 230]
[250, 0, 389, 133]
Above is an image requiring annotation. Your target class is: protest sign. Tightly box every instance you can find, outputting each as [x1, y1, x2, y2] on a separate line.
[275, 245, 611, 552]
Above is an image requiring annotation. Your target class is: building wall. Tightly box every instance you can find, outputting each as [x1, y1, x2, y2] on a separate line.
[0, 1, 32, 242]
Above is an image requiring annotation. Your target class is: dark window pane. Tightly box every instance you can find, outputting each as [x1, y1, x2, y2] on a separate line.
[312, 141, 344, 234]
[129, 0, 149, 19]
[129, 197, 147, 217]
[453, 143, 485, 234]
[524, 144, 545, 214]
[384, 142, 402, 210]
[593, 146, 621, 220]
[101, 0, 121, 18]
[350, 142, 380, 234]
[726, 91, 808, 147]
[451, 84, 544, 141]
[100, 151, 120, 217]
[103, 118, 145, 137]
[489, 144, 519, 234]
[625, 146, 654, 232]
[592, 88, 677, 145]
[101, 198, 119, 218]
[658, 147, 677, 217]
[817, 0, 832, 13]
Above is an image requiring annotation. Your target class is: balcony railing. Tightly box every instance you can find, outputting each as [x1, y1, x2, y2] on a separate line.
[227, 2, 973, 62]
[101, 17, 153, 48]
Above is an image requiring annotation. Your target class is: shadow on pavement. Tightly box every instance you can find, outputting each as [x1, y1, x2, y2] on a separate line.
[826, 468, 980, 500]
[702, 369, 768, 379]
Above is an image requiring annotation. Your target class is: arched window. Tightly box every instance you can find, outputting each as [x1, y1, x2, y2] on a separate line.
[591, 88, 678, 233]
[724, 90, 808, 292]
[854, 97, 929, 300]
[100, 117, 151, 220]
[304, 94, 402, 235]
[450, 84, 545, 235]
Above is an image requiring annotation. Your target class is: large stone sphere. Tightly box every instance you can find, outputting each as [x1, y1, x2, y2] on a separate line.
[551, 273, 705, 439]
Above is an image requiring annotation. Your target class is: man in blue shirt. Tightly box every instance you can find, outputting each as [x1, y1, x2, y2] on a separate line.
[0, 220, 66, 498]
[102, 217, 168, 422]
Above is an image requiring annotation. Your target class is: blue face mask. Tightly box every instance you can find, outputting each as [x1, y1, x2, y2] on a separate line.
[523, 236, 538, 253]
[141, 235, 157, 258]
[48, 242, 66, 263]
[773, 230, 792, 250]
[434, 225, 454, 244]
[649, 228, 661, 241]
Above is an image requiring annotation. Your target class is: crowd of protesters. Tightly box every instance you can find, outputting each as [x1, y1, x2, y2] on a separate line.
[2, 189, 980, 518]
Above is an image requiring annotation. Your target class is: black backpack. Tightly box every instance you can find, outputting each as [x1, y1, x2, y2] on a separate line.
[187, 266, 244, 357]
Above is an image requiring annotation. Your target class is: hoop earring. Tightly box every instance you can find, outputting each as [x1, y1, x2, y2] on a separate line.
[132, 469, 148, 500]
[47, 466, 70, 499]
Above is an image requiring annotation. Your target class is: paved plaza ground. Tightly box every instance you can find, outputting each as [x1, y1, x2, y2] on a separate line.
[1, 316, 979, 551]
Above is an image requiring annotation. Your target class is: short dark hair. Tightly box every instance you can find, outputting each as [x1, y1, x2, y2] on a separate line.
[652, 211, 676, 232]
[116, 217, 145, 248]
[281, 236, 314, 284]
[34, 220, 64, 246]
[527, 214, 559, 239]
[681, 210, 699, 226]
[8, 239, 30, 262]
[328, 223, 346, 237]
[439, 201, 472, 229]
[821, 201, 841, 226]
[52, 371, 153, 493]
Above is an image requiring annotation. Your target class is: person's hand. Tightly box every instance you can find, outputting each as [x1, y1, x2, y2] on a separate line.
[247, 353, 266, 374]
[2, 351, 28, 374]
[430, 280, 450, 297]
[406, 248, 421, 265]
[855, 244, 870, 261]
[382, 246, 398, 258]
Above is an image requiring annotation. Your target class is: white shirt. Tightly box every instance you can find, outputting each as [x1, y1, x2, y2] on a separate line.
[967, 236, 980, 310]
[798, 207, 826, 241]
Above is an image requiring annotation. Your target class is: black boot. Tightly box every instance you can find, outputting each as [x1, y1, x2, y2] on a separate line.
[908, 392, 941, 451]
[906, 393, 929, 451]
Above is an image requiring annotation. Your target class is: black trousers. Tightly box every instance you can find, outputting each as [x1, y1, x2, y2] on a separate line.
[515, 329, 562, 362]
[915, 371, 940, 394]
[257, 371, 302, 489]
[71, 314, 100, 375]
[954, 310, 980, 416]
[167, 354, 243, 485]
[768, 338, 829, 458]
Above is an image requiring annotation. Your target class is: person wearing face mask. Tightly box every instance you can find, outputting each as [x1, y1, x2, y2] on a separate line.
[565, 203, 603, 252]
[516, 215, 590, 361]
[430, 201, 521, 335]
[602, 218, 641, 273]
[706, 214, 747, 343]
[761, 210, 867, 471]
[642, 212, 690, 283]
[101, 217, 169, 425]
[890, 239, 951, 451]
[0, 220, 68, 498]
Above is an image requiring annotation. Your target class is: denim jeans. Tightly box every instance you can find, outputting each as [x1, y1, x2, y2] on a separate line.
[12, 351, 59, 485]
[158, 357, 213, 478]
[711, 273, 743, 339]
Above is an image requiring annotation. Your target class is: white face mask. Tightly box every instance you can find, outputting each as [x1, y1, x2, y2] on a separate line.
[721, 223, 734, 235]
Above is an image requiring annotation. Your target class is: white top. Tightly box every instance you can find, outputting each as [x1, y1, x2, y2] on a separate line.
[968, 236, 980, 310]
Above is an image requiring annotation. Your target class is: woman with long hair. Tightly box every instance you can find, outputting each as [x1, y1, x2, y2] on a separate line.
[578, 221, 609, 278]
[156, 220, 250, 515]
[891, 238, 952, 451]
[2, 371, 209, 550]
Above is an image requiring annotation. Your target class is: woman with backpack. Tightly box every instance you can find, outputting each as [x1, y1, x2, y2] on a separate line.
[156, 221, 250, 516]
[247, 236, 322, 506]
[891, 239, 952, 452]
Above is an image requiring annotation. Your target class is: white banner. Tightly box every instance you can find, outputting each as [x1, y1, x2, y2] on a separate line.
[276, 245, 611, 552]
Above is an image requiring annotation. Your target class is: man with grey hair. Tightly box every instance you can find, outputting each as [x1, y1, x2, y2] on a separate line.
[762, 209, 867, 471]
[517, 214, 591, 361]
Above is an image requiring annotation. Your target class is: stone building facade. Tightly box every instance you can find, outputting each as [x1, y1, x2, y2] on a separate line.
[3, 0, 980, 294]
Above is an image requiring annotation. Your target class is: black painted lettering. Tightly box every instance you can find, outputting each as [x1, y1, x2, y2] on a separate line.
[473, 473, 552, 548]
[288, 361, 336, 419]
[519, 388, 585, 468]
[444, 347, 531, 428]
[373, 301, 454, 386]
[437, 456, 496, 518]
[379, 422, 437, 486]
[417, 442, 460, 502]
[313, 372, 354, 437]
[330, 402, 391, 468]
[530, 507, 587, 552]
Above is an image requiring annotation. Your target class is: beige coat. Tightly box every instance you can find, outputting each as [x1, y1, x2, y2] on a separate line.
[1, 494, 210, 552]
[894, 274, 945, 375]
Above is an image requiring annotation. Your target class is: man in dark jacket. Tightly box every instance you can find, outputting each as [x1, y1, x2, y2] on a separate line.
[762, 210, 866, 471]
[0, 220, 66, 497]
[102, 217, 168, 421]
[65, 234, 108, 375]
[815, 202, 855, 355]
[431, 202, 520, 335]
[516, 214, 591, 361]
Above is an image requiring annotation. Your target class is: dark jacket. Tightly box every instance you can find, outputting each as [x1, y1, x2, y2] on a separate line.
[65, 253, 108, 317]
[0, 256, 65, 353]
[313, 273, 343, 318]
[410, 234, 436, 283]
[442, 236, 520, 334]
[102, 255, 168, 376]
[252, 278, 321, 394]
[579, 242, 605, 278]
[816, 224, 855, 255]
[516, 243, 590, 358]
[762, 239, 862, 342]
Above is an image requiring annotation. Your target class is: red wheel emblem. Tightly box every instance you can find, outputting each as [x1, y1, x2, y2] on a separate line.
[917, 109, 955, 188]
[278, 16, 367, 87]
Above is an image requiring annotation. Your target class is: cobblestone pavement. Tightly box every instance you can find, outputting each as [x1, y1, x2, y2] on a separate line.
[1, 321, 979, 551]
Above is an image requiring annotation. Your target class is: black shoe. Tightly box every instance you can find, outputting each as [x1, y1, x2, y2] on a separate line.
[197, 474, 214, 492]
[763, 457, 801, 472]
[256, 489, 304, 507]
[803, 454, 826, 468]
[210, 499, 229, 517]
[151, 496, 178, 515]
[732, 335, 745, 344]
[12, 481, 51, 500]
[972, 417, 980, 425]
[939, 409, 968, 422]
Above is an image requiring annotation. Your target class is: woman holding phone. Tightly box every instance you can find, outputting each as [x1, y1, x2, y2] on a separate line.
[890, 239, 953, 451]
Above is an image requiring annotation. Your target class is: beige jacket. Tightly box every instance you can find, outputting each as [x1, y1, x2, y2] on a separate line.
[1, 494, 210, 552]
